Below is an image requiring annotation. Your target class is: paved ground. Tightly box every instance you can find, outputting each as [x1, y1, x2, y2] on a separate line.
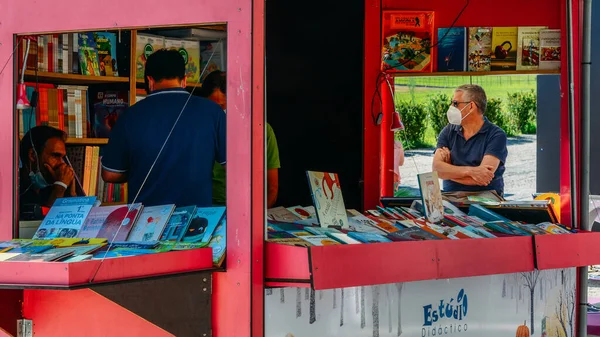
[400, 134, 537, 200]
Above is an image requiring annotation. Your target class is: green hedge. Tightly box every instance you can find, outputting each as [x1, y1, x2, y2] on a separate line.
[395, 100, 427, 149]
[485, 97, 518, 137]
[507, 90, 537, 134]
[425, 92, 450, 137]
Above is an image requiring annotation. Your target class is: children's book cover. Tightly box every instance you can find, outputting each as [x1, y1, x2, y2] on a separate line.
[208, 215, 226, 267]
[516, 26, 547, 70]
[381, 11, 434, 73]
[436, 27, 467, 72]
[182, 206, 226, 243]
[347, 232, 392, 244]
[91, 203, 143, 242]
[267, 206, 301, 222]
[417, 172, 444, 223]
[326, 232, 361, 244]
[200, 41, 227, 82]
[468, 27, 493, 72]
[33, 196, 97, 240]
[91, 91, 128, 138]
[306, 171, 349, 229]
[127, 204, 176, 242]
[536, 222, 572, 234]
[160, 206, 197, 242]
[490, 27, 518, 71]
[300, 235, 341, 246]
[94, 32, 119, 76]
[135, 34, 166, 80]
[78, 32, 101, 76]
[287, 205, 313, 220]
[165, 38, 201, 83]
[539, 29, 561, 70]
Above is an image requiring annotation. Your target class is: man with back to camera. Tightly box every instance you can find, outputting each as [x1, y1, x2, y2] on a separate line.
[101, 49, 226, 206]
[432, 84, 508, 196]
[19, 126, 84, 212]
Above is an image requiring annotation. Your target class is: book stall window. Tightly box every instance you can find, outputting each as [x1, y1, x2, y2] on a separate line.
[10, 25, 228, 268]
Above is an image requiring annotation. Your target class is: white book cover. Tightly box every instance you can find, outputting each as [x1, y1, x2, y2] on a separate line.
[417, 172, 444, 223]
[516, 26, 547, 70]
[32, 196, 97, 240]
[127, 204, 176, 242]
[306, 171, 349, 229]
[539, 29, 561, 70]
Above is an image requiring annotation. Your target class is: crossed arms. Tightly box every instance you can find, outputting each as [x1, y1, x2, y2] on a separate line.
[432, 147, 500, 187]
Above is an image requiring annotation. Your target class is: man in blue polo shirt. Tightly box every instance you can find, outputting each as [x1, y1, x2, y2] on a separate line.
[101, 49, 226, 206]
[432, 84, 508, 196]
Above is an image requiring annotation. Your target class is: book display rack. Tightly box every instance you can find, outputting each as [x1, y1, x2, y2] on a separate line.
[0, 0, 593, 335]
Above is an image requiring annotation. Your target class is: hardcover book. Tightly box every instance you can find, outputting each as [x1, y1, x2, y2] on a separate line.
[33, 196, 97, 240]
[182, 206, 226, 243]
[78, 32, 101, 76]
[306, 171, 349, 229]
[516, 26, 547, 70]
[490, 27, 518, 71]
[160, 206, 197, 242]
[539, 29, 561, 70]
[468, 27, 492, 72]
[417, 172, 444, 223]
[127, 204, 176, 242]
[381, 10, 434, 73]
[437, 27, 467, 72]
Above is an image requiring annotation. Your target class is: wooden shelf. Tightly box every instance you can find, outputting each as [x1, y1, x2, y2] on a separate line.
[66, 138, 108, 145]
[24, 71, 130, 84]
[136, 79, 202, 88]
[391, 69, 560, 77]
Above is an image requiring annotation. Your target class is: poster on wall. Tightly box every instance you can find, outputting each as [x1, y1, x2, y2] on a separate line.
[381, 10, 435, 73]
[265, 268, 576, 337]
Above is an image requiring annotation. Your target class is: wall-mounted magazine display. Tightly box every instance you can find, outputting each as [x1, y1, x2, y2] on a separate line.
[32, 196, 97, 239]
[381, 10, 434, 73]
[306, 171, 349, 229]
[417, 172, 444, 223]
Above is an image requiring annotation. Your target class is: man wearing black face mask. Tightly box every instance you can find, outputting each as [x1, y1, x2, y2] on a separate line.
[19, 126, 82, 212]
[432, 84, 508, 196]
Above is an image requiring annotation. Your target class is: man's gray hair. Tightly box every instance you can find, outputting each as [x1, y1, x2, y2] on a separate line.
[455, 84, 487, 114]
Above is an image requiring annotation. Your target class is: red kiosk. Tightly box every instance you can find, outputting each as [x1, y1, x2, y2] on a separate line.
[0, 0, 597, 335]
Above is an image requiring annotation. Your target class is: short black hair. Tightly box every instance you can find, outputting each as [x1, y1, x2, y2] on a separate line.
[200, 70, 226, 97]
[145, 48, 186, 82]
[20, 126, 66, 166]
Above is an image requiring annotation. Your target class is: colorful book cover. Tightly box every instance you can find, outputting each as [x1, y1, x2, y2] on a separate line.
[32, 196, 97, 240]
[78, 32, 101, 76]
[94, 32, 119, 76]
[381, 10, 434, 72]
[7, 250, 73, 262]
[539, 29, 561, 70]
[417, 172, 444, 223]
[80, 203, 144, 242]
[92, 248, 156, 259]
[287, 205, 313, 220]
[109, 241, 159, 249]
[267, 206, 301, 222]
[160, 206, 197, 242]
[347, 217, 386, 234]
[63, 254, 93, 262]
[516, 26, 547, 70]
[388, 227, 443, 241]
[304, 226, 341, 236]
[468, 27, 493, 72]
[468, 204, 511, 223]
[200, 41, 227, 82]
[518, 223, 550, 235]
[491, 27, 518, 71]
[347, 232, 392, 244]
[268, 231, 297, 239]
[182, 206, 226, 243]
[437, 27, 467, 72]
[136, 34, 166, 80]
[165, 38, 201, 83]
[127, 204, 175, 242]
[299, 235, 341, 246]
[208, 215, 226, 267]
[464, 225, 497, 238]
[11, 238, 108, 247]
[91, 91, 129, 138]
[306, 171, 349, 229]
[536, 222, 572, 234]
[325, 232, 361, 244]
[267, 238, 312, 247]
[8, 245, 53, 254]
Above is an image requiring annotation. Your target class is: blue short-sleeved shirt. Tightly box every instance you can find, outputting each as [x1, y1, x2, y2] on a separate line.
[436, 117, 508, 196]
[101, 87, 226, 207]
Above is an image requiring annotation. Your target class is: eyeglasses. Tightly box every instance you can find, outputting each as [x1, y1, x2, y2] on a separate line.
[451, 100, 471, 107]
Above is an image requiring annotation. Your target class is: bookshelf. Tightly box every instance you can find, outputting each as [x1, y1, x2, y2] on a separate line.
[392, 69, 561, 77]
[24, 70, 129, 84]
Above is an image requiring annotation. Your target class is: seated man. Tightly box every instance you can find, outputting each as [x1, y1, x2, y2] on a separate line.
[19, 126, 81, 214]
[432, 84, 508, 196]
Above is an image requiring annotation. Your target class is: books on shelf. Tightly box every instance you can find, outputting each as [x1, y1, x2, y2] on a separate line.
[516, 26, 547, 71]
[437, 27, 467, 72]
[4, 197, 227, 267]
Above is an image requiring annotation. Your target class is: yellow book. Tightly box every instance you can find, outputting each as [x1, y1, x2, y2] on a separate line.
[491, 27, 518, 71]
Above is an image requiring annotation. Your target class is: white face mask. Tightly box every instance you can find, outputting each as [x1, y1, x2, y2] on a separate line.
[446, 103, 472, 125]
